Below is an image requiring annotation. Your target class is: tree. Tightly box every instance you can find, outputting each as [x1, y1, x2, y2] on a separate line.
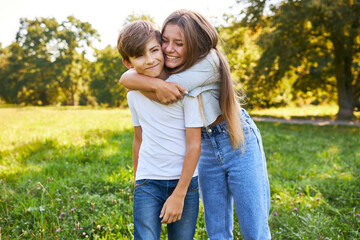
[219, 24, 279, 108]
[90, 46, 127, 107]
[238, 0, 360, 117]
[5, 16, 100, 105]
[122, 13, 156, 26]
[52, 16, 99, 105]
[0, 43, 25, 104]
[12, 18, 60, 105]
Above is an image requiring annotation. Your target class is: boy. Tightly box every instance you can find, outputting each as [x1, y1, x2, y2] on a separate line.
[117, 20, 203, 240]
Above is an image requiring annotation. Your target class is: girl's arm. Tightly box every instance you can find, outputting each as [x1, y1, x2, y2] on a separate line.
[159, 127, 201, 224]
[139, 91, 159, 102]
[120, 70, 187, 104]
[165, 50, 220, 93]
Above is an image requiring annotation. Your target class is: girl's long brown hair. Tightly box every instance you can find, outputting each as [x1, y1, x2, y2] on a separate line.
[163, 9, 245, 149]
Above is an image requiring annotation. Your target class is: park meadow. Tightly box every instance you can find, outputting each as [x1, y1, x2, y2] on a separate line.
[0, 106, 359, 239]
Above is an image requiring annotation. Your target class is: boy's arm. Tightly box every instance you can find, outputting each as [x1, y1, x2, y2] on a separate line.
[120, 70, 187, 104]
[160, 127, 201, 224]
[132, 126, 142, 181]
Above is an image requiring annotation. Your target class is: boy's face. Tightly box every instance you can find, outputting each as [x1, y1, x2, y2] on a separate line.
[123, 37, 164, 78]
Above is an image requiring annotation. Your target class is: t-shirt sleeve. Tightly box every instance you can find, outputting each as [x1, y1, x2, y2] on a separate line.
[165, 50, 220, 93]
[182, 95, 204, 128]
[166, 63, 214, 92]
[127, 92, 141, 127]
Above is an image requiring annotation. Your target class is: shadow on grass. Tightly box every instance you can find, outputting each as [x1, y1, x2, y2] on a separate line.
[1, 128, 134, 185]
[0, 129, 138, 239]
[1, 122, 359, 239]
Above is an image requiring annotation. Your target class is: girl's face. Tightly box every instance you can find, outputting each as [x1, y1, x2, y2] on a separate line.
[161, 24, 187, 69]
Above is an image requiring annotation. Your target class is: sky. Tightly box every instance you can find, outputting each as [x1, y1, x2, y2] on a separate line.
[0, 0, 240, 49]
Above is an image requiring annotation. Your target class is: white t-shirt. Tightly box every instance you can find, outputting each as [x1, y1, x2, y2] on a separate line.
[127, 90, 203, 181]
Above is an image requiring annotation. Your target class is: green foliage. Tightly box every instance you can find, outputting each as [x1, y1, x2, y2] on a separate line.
[90, 46, 128, 107]
[237, 0, 360, 117]
[0, 16, 100, 106]
[16, 16, 97, 105]
[0, 107, 359, 239]
[52, 16, 100, 105]
[0, 17, 97, 105]
[122, 13, 157, 27]
[0, 42, 26, 103]
[0, 13, 154, 107]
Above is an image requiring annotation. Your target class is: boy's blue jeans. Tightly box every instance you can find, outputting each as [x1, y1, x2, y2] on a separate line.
[133, 177, 199, 240]
[198, 109, 271, 240]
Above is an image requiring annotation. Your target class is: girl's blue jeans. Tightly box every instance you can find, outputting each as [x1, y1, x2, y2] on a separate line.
[133, 177, 199, 240]
[198, 109, 271, 240]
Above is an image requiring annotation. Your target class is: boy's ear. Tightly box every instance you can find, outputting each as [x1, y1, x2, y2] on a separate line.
[122, 59, 134, 69]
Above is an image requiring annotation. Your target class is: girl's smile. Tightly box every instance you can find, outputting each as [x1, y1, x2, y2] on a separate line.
[161, 24, 187, 69]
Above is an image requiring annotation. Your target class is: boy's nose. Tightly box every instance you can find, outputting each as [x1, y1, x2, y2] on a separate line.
[145, 55, 155, 64]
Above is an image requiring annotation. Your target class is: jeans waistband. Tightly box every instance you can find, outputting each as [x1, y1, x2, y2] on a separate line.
[201, 109, 252, 138]
[201, 120, 228, 136]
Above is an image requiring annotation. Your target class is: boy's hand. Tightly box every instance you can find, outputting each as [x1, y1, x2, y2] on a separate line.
[155, 82, 188, 104]
[159, 193, 185, 224]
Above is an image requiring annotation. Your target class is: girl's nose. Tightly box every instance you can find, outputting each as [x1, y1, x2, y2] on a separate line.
[164, 43, 174, 53]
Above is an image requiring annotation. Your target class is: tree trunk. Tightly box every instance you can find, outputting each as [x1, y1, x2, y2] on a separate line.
[335, 54, 355, 118]
[336, 84, 354, 118]
[332, 34, 355, 118]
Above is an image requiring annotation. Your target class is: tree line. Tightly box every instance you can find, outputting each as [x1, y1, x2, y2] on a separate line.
[0, 16, 127, 107]
[1, 0, 359, 117]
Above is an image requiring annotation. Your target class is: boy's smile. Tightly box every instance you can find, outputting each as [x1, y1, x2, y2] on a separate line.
[125, 38, 164, 78]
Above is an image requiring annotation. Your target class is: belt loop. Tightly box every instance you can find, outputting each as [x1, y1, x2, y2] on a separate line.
[216, 123, 222, 133]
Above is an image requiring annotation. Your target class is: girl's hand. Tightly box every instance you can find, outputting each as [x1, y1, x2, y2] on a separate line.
[155, 82, 188, 104]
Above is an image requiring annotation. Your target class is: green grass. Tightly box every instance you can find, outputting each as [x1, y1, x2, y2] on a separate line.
[248, 104, 360, 120]
[0, 107, 359, 239]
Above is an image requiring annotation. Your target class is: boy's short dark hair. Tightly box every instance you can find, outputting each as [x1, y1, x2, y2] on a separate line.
[117, 20, 162, 62]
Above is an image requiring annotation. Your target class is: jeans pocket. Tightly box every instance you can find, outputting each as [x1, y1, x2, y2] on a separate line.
[188, 177, 199, 192]
[135, 179, 148, 188]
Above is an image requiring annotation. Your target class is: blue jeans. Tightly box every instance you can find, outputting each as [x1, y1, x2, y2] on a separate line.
[133, 177, 199, 240]
[198, 109, 271, 240]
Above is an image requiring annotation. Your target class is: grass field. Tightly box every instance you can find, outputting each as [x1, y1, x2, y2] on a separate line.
[0, 107, 359, 239]
[249, 104, 360, 120]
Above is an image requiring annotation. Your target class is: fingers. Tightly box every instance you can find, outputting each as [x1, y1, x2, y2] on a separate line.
[176, 84, 188, 95]
[159, 205, 165, 218]
[176, 215, 182, 222]
[159, 204, 182, 224]
[168, 83, 184, 100]
[158, 97, 175, 105]
[161, 214, 170, 224]
[176, 93, 183, 100]
[163, 96, 180, 105]
[157, 84, 184, 104]
[161, 213, 182, 224]
[158, 92, 180, 104]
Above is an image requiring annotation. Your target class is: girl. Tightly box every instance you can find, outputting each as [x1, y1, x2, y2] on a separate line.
[120, 9, 271, 240]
